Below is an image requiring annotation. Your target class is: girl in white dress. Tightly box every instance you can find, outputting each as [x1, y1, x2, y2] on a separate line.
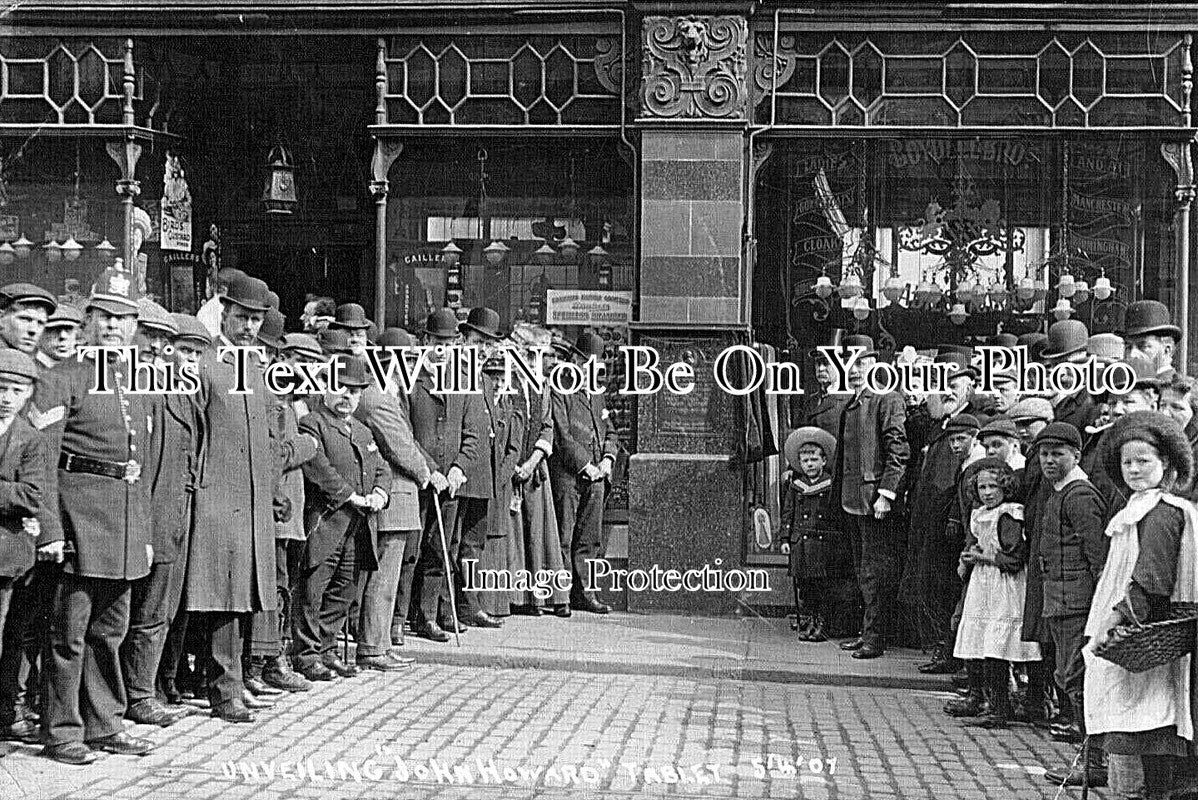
[953, 457, 1042, 728]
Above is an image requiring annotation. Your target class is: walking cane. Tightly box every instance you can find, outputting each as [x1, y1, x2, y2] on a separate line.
[1080, 735, 1090, 800]
[431, 490, 463, 648]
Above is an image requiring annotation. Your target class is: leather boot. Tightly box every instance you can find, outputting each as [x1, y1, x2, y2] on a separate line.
[262, 654, 312, 693]
[806, 615, 828, 643]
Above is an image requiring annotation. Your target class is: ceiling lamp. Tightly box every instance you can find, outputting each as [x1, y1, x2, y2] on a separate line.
[587, 244, 609, 265]
[927, 283, 943, 304]
[439, 241, 462, 267]
[61, 236, 83, 262]
[949, 303, 969, 325]
[1093, 274, 1113, 301]
[987, 282, 1006, 304]
[956, 280, 975, 302]
[44, 240, 62, 262]
[1052, 298, 1073, 320]
[852, 296, 870, 320]
[558, 237, 580, 259]
[914, 280, 933, 306]
[11, 235, 31, 259]
[1057, 273, 1076, 298]
[0, 242, 14, 266]
[1032, 279, 1047, 303]
[95, 237, 116, 263]
[814, 274, 833, 299]
[1016, 277, 1035, 301]
[882, 276, 904, 303]
[837, 272, 862, 299]
[483, 240, 510, 266]
[533, 243, 556, 265]
[1073, 280, 1090, 304]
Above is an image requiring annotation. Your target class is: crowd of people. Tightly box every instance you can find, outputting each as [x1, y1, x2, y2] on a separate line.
[782, 302, 1198, 797]
[0, 264, 620, 766]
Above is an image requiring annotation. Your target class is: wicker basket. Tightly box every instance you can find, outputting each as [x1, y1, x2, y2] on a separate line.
[1094, 602, 1198, 674]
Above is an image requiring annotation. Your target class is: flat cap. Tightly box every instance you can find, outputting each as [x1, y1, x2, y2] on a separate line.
[0, 349, 37, 383]
[1033, 421, 1083, 450]
[1008, 397, 1054, 423]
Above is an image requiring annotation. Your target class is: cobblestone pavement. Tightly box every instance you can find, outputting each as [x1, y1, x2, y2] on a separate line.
[0, 664, 1089, 800]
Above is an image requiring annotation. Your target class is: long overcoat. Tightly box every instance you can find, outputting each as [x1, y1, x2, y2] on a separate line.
[186, 346, 277, 613]
[0, 415, 45, 578]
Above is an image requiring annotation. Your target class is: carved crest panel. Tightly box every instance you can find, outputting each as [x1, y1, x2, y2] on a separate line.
[641, 16, 748, 120]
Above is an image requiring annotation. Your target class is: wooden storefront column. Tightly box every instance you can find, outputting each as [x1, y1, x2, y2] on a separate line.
[369, 139, 403, 326]
[1162, 140, 1196, 372]
[107, 137, 142, 282]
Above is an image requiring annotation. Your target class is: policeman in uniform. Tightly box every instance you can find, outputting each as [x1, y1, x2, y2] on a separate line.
[31, 265, 156, 765]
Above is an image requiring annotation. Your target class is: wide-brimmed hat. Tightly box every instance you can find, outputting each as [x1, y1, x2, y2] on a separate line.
[45, 303, 84, 329]
[329, 302, 370, 331]
[258, 307, 286, 350]
[1086, 333, 1125, 364]
[1123, 300, 1182, 342]
[978, 416, 1019, 441]
[1032, 421, 1083, 450]
[424, 308, 460, 339]
[1009, 397, 1054, 423]
[1041, 320, 1089, 361]
[458, 306, 503, 340]
[1102, 410, 1193, 492]
[0, 282, 57, 314]
[281, 333, 322, 360]
[783, 426, 837, 468]
[222, 274, 273, 312]
[0, 349, 37, 384]
[573, 332, 606, 360]
[172, 314, 212, 346]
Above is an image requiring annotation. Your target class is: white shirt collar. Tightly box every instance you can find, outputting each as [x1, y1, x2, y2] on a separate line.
[1053, 464, 1088, 492]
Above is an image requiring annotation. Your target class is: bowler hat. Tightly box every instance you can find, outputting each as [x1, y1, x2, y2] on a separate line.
[991, 333, 1020, 348]
[1102, 410, 1193, 492]
[784, 426, 837, 469]
[573, 332, 606, 360]
[377, 327, 415, 349]
[842, 334, 876, 360]
[88, 265, 140, 315]
[281, 333, 322, 360]
[0, 283, 57, 313]
[945, 413, 980, 434]
[0, 349, 37, 383]
[222, 275, 273, 313]
[1033, 421, 1083, 450]
[266, 290, 280, 311]
[137, 298, 178, 337]
[318, 327, 354, 356]
[978, 416, 1019, 441]
[424, 308, 460, 340]
[1123, 300, 1182, 342]
[329, 302, 371, 331]
[935, 351, 978, 382]
[1086, 333, 1125, 364]
[458, 306, 503, 340]
[1041, 320, 1089, 361]
[172, 314, 212, 346]
[45, 303, 84, 329]
[1009, 397, 1054, 423]
[330, 354, 371, 388]
[258, 308, 286, 350]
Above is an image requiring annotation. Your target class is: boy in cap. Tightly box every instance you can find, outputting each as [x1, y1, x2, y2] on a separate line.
[37, 304, 83, 373]
[0, 283, 56, 356]
[0, 351, 45, 691]
[780, 427, 839, 642]
[292, 355, 389, 681]
[1009, 398, 1054, 451]
[1033, 421, 1109, 787]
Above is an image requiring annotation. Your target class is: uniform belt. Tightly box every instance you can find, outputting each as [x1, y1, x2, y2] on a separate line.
[59, 452, 131, 480]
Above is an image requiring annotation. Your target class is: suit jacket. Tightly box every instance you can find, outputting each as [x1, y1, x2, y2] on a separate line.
[30, 353, 153, 580]
[1039, 471, 1108, 618]
[517, 386, 555, 488]
[548, 389, 619, 480]
[801, 389, 848, 439]
[146, 392, 201, 564]
[356, 383, 429, 531]
[1052, 392, 1099, 435]
[0, 416, 45, 579]
[407, 372, 488, 497]
[274, 399, 317, 541]
[835, 389, 909, 516]
[300, 405, 389, 571]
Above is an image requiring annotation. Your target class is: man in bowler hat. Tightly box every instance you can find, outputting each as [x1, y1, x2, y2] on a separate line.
[1124, 299, 1182, 381]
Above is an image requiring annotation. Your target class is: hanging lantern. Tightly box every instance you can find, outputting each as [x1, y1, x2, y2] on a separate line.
[587, 244, 609, 265]
[837, 272, 862, 299]
[914, 280, 933, 306]
[928, 283, 943, 304]
[882, 276, 904, 303]
[1057, 273, 1076, 298]
[956, 280, 974, 302]
[1094, 275, 1114, 301]
[11, 235, 31, 259]
[533, 243, 556, 265]
[43, 240, 62, 262]
[852, 296, 871, 320]
[483, 240, 510, 266]
[1017, 277, 1035, 301]
[987, 282, 1007, 304]
[1052, 298, 1073, 320]
[1072, 280, 1090, 304]
[61, 236, 83, 262]
[949, 303, 969, 325]
[558, 237, 580, 259]
[1032, 279, 1047, 303]
[262, 144, 298, 215]
[95, 237, 116, 263]
[0, 242, 14, 266]
[439, 241, 462, 267]
[814, 274, 833, 299]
